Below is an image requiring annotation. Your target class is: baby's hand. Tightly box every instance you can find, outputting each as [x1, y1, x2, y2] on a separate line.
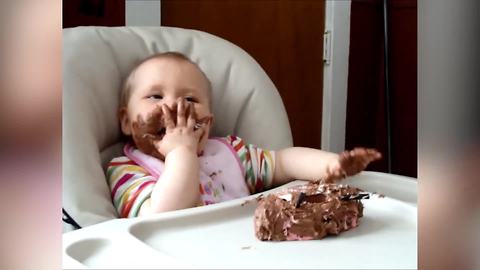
[323, 148, 382, 183]
[154, 98, 203, 157]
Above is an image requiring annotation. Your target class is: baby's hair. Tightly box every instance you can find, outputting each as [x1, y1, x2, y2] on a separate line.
[119, 51, 213, 109]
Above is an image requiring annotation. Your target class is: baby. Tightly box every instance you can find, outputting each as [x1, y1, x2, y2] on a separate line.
[107, 52, 381, 218]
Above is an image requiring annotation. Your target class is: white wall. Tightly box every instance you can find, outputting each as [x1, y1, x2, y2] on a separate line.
[322, 0, 351, 152]
[125, 0, 161, 26]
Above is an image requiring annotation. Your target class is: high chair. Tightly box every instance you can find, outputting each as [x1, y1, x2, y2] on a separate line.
[63, 26, 417, 269]
[63, 26, 293, 232]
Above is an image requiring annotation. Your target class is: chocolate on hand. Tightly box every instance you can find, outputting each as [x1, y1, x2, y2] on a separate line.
[322, 148, 382, 183]
[130, 105, 213, 160]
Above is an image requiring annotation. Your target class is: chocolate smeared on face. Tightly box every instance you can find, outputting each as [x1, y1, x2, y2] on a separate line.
[254, 182, 368, 241]
[131, 105, 213, 160]
[131, 106, 166, 160]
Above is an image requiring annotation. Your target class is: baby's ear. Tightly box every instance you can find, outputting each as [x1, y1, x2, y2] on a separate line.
[118, 107, 132, 135]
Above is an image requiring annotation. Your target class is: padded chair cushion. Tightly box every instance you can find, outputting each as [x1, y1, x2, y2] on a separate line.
[63, 26, 292, 232]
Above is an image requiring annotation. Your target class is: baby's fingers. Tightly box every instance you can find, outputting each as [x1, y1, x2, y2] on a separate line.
[366, 148, 382, 160]
[350, 147, 367, 157]
[177, 98, 187, 127]
[162, 105, 175, 130]
[350, 147, 382, 163]
[187, 103, 196, 129]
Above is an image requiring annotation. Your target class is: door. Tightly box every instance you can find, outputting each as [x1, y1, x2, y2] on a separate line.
[161, 0, 326, 148]
[346, 0, 417, 177]
[63, 0, 125, 28]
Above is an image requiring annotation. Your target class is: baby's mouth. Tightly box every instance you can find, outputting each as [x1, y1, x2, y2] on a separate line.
[157, 127, 166, 139]
[140, 126, 166, 140]
[194, 122, 205, 130]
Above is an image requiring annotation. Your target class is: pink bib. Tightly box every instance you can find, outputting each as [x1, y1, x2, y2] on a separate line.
[124, 138, 250, 205]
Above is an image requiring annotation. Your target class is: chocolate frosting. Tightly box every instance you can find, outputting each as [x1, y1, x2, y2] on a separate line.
[254, 182, 365, 241]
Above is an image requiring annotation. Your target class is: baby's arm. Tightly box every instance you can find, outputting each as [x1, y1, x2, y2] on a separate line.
[139, 100, 203, 215]
[273, 147, 381, 186]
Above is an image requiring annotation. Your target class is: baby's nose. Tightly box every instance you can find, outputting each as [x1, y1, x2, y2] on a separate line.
[163, 98, 177, 110]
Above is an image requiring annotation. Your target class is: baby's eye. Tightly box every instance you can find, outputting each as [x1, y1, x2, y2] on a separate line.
[185, 96, 198, 103]
[148, 95, 163, 100]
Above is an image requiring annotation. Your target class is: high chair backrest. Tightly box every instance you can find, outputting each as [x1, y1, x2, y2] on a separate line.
[63, 26, 292, 232]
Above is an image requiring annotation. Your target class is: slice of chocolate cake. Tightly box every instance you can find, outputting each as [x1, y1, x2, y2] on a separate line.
[254, 182, 368, 241]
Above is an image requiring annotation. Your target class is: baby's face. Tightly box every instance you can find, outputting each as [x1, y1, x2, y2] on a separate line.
[120, 57, 213, 156]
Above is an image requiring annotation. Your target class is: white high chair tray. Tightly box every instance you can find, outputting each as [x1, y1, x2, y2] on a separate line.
[63, 171, 417, 269]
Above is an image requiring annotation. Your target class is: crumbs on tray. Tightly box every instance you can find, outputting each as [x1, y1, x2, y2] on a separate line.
[241, 194, 263, 206]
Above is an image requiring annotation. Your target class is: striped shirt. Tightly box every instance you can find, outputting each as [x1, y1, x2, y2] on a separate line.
[106, 135, 275, 218]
